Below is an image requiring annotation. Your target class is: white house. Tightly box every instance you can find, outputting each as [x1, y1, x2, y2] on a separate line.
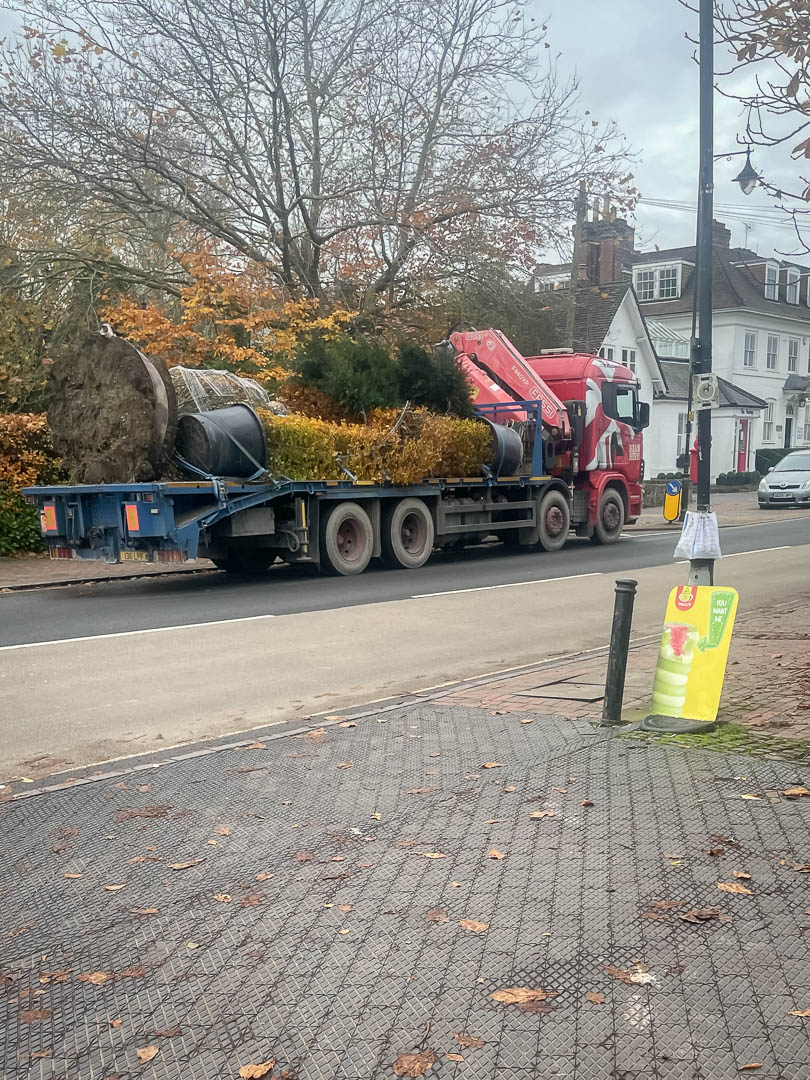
[631, 221, 810, 477]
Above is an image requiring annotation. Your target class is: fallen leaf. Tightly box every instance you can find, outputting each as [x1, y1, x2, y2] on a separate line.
[585, 992, 605, 1004]
[207, 838, 218, 846]
[604, 964, 654, 985]
[213, 894, 232, 904]
[679, 906, 731, 924]
[238, 1063, 275, 1079]
[51, 842, 70, 854]
[787, 1008, 810, 1016]
[485, 818, 506, 824]
[739, 794, 761, 801]
[646, 900, 686, 911]
[295, 728, 326, 741]
[63, 873, 82, 879]
[214, 826, 230, 836]
[552, 787, 567, 794]
[407, 787, 437, 795]
[491, 987, 558, 1005]
[170, 859, 205, 871]
[738, 1066, 763, 1072]
[357, 860, 373, 868]
[371, 812, 382, 820]
[186, 942, 199, 950]
[242, 741, 266, 750]
[325, 714, 346, 721]
[487, 849, 506, 860]
[663, 853, 683, 860]
[110, 1019, 122, 1028]
[20, 1009, 52, 1023]
[717, 881, 753, 895]
[78, 971, 111, 985]
[520, 717, 534, 725]
[114, 806, 171, 823]
[450, 881, 462, 888]
[458, 919, 488, 933]
[393, 1049, 436, 1077]
[733, 871, 751, 880]
[255, 872, 273, 882]
[129, 855, 162, 864]
[581, 799, 594, 807]
[338, 721, 357, 729]
[330, 856, 346, 863]
[782, 862, 810, 872]
[421, 852, 447, 859]
[135, 1045, 159, 1064]
[529, 809, 554, 819]
[338, 904, 353, 912]
[294, 851, 314, 863]
[105, 884, 127, 892]
[425, 907, 448, 924]
[781, 786, 810, 798]
[481, 762, 504, 769]
[504, 785, 516, 793]
[454, 1034, 485, 1049]
[130, 908, 158, 916]
[154, 1026, 182, 1037]
[707, 847, 725, 857]
[136, 784, 151, 792]
[241, 893, 263, 907]
[30, 1051, 53, 1058]
[338, 928, 350, 935]
[39, 970, 70, 984]
[118, 966, 146, 978]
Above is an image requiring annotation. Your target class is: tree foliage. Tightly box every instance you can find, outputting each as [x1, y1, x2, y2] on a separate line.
[0, 412, 64, 554]
[396, 342, 473, 418]
[0, 0, 632, 308]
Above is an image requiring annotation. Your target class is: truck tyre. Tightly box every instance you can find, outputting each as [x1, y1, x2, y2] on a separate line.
[319, 501, 374, 576]
[592, 488, 625, 545]
[537, 490, 571, 552]
[381, 498, 435, 569]
[212, 549, 275, 573]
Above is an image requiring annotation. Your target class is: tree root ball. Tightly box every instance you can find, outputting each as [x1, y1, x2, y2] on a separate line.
[48, 332, 178, 484]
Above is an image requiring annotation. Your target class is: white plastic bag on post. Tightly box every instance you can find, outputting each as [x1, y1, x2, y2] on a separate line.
[673, 511, 721, 561]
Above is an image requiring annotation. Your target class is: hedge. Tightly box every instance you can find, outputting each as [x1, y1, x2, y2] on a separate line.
[0, 413, 64, 555]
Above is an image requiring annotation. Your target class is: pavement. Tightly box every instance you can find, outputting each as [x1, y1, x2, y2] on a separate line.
[1, 696, 809, 1080]
[0, 491, 804, 592]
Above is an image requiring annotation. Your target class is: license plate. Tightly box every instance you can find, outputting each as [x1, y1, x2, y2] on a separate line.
[120, 550, 149, 561]
[772, 492, 793, 500]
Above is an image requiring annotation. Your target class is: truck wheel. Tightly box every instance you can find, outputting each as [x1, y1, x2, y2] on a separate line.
[381, 498, 435, 569]
[537, 490, 571, 552]
[212, 550, 275, 573]
[591, 489, 625, 545]
[319, 502, 374, 575]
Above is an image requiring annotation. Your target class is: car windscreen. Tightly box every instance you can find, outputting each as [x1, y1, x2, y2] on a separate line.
[773, 454, 810, 472]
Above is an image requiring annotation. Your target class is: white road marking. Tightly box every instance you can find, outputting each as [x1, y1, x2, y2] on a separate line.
[0, 612, 277, 652]
[411, 572, 603, 599]
[721, 546, 791, 559]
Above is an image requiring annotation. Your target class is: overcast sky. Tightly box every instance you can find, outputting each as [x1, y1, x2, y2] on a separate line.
[538, 0, 801, 260]
[0, 1, 802, 262]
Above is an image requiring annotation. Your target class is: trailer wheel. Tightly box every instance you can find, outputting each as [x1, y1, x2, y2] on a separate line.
[381, 498, 435, 569]
[212, 549, 275, 574]
[537, 490, 571, 552]
[591, 488, 625, 545]
[319, 501, 374, 575]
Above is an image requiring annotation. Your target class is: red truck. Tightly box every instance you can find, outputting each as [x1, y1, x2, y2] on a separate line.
[25, 329, 648, 575]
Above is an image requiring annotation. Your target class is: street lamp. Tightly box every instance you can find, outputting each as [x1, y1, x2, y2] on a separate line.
[733, 148, 760, 196]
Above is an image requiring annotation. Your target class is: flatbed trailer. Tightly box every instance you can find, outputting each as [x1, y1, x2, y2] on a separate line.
[24, 469, 584, 576]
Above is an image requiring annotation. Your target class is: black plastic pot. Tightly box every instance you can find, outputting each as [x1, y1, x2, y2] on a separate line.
[175, 404, 266, 478]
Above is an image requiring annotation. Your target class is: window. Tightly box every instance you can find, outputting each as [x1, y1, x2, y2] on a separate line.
[787, 267, 800, 304]
[621, 348, 637, 372]
[602, 383, 638, 425]
[599, 346, 615, 361]
[633, 265, 680, 301]
[677, 412, 688, 459]
[635, 270, 655, 302]
[763, 400, 775, 442]
[743, 331, 757, 367]
[788, 337, 800, 373]
[804, 405, 810, 443]
[658, 267, 679, 299]
[765, 262, 779, 300]
[766, 335, 779, 370]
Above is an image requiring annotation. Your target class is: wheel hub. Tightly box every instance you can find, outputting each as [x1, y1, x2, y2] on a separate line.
[336, 519, 361, 561]
[400, 512, 426, 554]
[545, 506, 565, 537]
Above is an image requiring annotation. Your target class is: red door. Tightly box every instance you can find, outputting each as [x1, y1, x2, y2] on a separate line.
[736, 419, 750, 473]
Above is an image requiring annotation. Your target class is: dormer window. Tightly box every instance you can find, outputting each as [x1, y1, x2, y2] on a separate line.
[786, 266, 800, 304]
[765, 261, 779, 300]
[633, 264, 681, 301]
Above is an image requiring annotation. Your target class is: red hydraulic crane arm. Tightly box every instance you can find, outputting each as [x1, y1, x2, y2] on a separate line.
[449, 329, 571, 439]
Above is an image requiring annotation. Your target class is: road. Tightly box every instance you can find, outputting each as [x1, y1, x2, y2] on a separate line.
[1, 516, 808, 781]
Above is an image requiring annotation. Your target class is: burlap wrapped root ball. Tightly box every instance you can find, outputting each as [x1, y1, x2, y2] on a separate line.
[256, 408, 493, 483]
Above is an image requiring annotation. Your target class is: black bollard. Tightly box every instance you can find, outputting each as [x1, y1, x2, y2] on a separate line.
[602, 579, 638, 726]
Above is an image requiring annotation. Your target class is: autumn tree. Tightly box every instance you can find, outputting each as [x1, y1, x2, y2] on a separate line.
[0, 0, 632, 310]
[712, 0, 810, 248]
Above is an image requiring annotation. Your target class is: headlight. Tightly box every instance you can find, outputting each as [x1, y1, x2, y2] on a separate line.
[758, 478, 768, 491]
[802, 479, 810, 491]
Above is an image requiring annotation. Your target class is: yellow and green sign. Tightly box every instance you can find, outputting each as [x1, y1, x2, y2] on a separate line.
[651, 585, 738, 723]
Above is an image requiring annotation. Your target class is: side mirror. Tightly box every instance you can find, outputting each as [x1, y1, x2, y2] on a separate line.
[637, 402, 650, 431]
[767, 466, 774, 473]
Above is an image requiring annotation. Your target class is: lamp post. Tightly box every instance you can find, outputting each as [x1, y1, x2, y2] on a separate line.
[690, 0, 715, 587]
[733, 148, 761, 197]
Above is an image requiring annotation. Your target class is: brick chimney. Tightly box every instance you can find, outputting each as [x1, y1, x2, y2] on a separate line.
[712, 219, 731, 248]
[580, 214, 636, 284]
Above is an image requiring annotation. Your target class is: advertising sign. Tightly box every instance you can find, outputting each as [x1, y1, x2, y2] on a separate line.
[650, 585, 738, 723]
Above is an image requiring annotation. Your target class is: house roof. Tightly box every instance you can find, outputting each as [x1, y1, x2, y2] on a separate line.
[633, 245, 810, 323]
[658, 359, 767, 409]
[784, 374, 810, 394]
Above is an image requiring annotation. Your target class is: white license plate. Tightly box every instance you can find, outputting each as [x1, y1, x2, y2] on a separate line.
[772, 492, 794, 500]
[120, 550, 149, 561]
